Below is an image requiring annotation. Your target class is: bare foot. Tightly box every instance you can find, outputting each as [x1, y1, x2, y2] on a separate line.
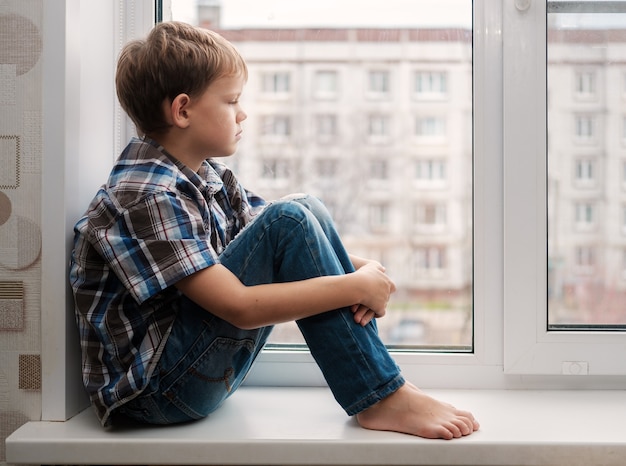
[355, 382, 480, 440]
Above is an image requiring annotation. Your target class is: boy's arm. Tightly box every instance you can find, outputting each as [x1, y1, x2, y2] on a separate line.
[175, 262, 395, 330]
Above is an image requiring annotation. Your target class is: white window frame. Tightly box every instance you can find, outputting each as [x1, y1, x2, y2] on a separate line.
[41, 0, 156, 421]
[42, 0, 626, 425]
[503, 0, 626, 376]
[249, 0, 505, 388]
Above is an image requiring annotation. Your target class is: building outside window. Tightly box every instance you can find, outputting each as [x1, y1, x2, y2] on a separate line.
[415, 116, 446, 140]
[414, 71, 448, 98]
[574, 70, 596, 99]
[313, 70, 338, 99]
[367, 69, 390, 97]
[574, 158, 596, 187]
[262, 71, 291, 94]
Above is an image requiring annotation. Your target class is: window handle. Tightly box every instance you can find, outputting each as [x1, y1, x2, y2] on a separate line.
[515, 0, 531, 11]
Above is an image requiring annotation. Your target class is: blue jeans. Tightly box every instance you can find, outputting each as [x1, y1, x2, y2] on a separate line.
[116, 195, 404, 424]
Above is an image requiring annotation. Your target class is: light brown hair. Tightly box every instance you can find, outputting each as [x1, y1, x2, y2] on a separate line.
[116, 21, 248, 136]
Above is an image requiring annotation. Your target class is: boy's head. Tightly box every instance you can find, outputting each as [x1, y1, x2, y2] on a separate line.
[116, 21, 248, 137]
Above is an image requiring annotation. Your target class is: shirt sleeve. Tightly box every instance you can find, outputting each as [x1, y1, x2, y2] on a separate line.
[91, 190, 218, 304]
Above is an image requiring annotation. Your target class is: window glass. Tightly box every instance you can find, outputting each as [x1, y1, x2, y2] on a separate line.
[169, 0, 473, 351]
[548, 1, 626, 329]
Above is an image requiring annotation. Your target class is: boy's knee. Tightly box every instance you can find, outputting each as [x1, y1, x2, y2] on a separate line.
[279, 194, 329, 220]
[265, 198, 310, 224]
[280, 192, 309, 202]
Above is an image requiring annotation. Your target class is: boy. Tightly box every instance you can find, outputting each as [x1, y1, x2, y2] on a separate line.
[69, 21, 479, 439]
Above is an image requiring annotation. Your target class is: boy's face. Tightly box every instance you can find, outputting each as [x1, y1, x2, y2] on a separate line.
[184, 73, 247, 160]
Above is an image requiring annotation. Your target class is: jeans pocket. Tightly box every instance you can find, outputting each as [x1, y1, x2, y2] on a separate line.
[161, 336, 257, 421]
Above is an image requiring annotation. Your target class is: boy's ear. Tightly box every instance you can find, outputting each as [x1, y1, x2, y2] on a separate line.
[166, 93, 192, 129]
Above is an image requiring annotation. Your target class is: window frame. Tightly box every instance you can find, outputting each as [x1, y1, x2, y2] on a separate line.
[42, 0, 626, 425]
[244, 0, 505, 387]
[503, 0, 626, 376]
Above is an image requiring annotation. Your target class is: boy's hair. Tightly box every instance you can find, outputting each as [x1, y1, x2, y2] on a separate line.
[116, 21, 248, 136]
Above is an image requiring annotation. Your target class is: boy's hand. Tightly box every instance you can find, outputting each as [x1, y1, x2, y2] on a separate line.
[350, 262, 396, 326]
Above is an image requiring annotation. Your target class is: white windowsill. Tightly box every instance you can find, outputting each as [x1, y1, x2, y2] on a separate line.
[7, 386, 626, 466]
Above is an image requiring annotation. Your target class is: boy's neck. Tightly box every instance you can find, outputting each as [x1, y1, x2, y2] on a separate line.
[148, 131, 204, 173]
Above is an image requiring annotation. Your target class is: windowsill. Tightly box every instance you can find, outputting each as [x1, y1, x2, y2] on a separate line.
[7, 386, 626, 465]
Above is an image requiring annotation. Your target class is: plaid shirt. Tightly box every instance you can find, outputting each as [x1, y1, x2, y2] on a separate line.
[69, 137, 265, 426]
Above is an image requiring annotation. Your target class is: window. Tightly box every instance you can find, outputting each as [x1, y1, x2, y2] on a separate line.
[368, 203, 390, 232]
[574, 202, 595, 230]
[261, 158, 291, 180]
[413, 246, 446, 276]
[367, 114, 390, 141]
[315, 114, 337, 142]
[575, 114, 595, 140]
[367, 70, 390, 97]
[415, 159, 447, 185]
[505, 0, 626, 375]
[313, 70, 338, 99]
[260, 115, 291, 139]
[415, 116, 446, 141]
[414, 71, 448, 99]
[39, 0, 626, 425]
[414, 203, 447, 233]
[574, 158, 596, 187]
[167, 0, 474, 363]
[574, 70, 596, 99]
[262, 71, 291, 95]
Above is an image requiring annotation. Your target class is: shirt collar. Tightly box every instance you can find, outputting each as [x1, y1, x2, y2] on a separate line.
[142, 137, 224, 196]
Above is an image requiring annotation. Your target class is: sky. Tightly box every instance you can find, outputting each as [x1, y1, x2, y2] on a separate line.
[170, 0, 473, 29]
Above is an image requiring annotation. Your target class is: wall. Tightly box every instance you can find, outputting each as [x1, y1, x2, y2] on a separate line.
[0, 0, 44, 463]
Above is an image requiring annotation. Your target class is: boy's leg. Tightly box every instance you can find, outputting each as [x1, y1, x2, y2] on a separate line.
[220, 195, 404, 414]
[222, 195, 478, 439]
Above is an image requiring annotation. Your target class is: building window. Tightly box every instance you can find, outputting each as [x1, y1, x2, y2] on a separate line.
[260, 115, 291, 139]
[367, 114, 390, 141]
[313, 70, 338, 99]
[414, 71, 447, 99]
[574, 114, 595, 141]
[574, 158, 596, 187]
[574, 202, 595, 230]
[261, 158, 291, 180]
[315, 114, 337, 142]
[415, 159, 447, 184]
[368, 203, 390, 232]
[367, 70, 390, 97]
[415, 116, 446, 141]
[414, 203, 447, 233]
[262, 71, 291, 94]
[575, 245, 595, 271]
[412, 246, 447, 276]
[574, 70, 596, 99]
